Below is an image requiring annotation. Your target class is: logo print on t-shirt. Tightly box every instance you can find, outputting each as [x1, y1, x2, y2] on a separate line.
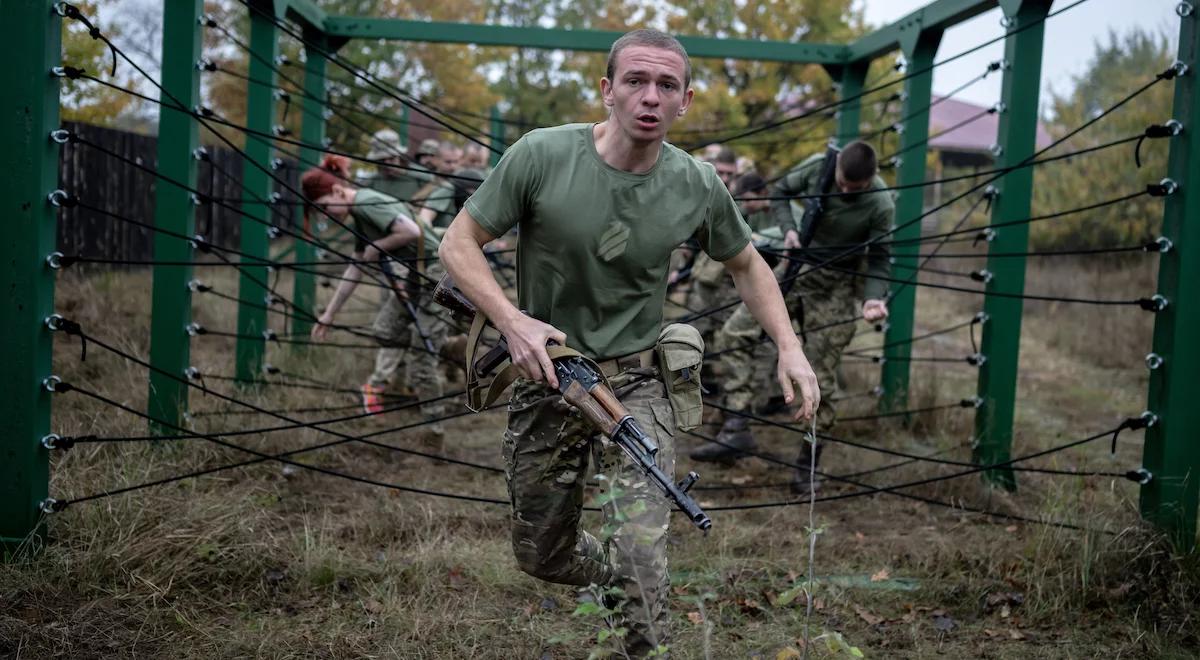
[597, 220, 631, 263]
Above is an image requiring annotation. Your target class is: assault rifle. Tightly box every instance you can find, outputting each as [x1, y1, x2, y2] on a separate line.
[779, 144, 841, 299]
[433, 275, 712, 533]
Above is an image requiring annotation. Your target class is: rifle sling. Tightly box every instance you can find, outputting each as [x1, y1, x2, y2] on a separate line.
[798, 145, 841, 248]
[462, 313, 612, 412]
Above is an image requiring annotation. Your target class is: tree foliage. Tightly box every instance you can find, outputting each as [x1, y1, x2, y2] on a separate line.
[1029, 28, 1175, 250]
[60, 1, 136, 125]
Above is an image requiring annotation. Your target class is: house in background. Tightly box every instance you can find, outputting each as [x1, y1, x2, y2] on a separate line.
[923, 95, 1053, 215]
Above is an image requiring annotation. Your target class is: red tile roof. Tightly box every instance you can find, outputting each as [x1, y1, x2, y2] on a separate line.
[928, 95, 1052, 153]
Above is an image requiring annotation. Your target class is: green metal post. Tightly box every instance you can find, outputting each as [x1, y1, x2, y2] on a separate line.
[972, 0, 1053, 490]
[1140, 3, 1200, 549]
[490, 106, 504, 167]
[880, 27, 943, 413]
[291, 29, 328, 344]
[399, 104, 410, 149]
[147, 0, 204, 431]
[236, 3, 280, 383]
[1, 0, 61, 556]
[833, 60, 870, 145]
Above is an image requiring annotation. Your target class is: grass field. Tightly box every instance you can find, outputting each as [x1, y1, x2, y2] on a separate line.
[3, 251, 1199, 659]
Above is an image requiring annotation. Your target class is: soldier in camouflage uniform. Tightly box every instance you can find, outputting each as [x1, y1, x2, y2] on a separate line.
[668, 147, 736, 338]
[439, 29, 820, 657]
[691, 142, 894, 494]
[301, 155, 450, 446]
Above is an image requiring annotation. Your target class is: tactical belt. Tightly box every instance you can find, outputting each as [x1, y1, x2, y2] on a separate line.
[463, 312, 653, 412]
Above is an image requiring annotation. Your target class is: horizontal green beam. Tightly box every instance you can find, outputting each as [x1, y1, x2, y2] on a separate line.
[322, 17, 848, 64]
[848, 0, 1000, 61]
[275, 0, 326, 29]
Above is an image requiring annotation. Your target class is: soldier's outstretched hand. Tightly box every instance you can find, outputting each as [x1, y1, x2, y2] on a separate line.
[776, 344, 821, 422]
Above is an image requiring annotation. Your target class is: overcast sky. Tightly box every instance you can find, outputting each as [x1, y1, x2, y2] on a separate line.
[857, 0, 1181, 108]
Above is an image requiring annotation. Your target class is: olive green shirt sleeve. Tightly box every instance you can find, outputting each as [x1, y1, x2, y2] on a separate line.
[464, 136, 537, 238]
[696, 173, 753, 262]
[863, 199, 895, 301]
[352, 188, 405, 234]
[770, 156, 820, 236]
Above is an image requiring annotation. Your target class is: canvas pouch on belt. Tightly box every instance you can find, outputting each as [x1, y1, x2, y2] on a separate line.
[655, 323, 704, 432]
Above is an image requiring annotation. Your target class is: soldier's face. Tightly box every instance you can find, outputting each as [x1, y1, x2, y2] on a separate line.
[601, 46, 694, 145]
[711, 161, 737, 190]
[836, 169, 872, 201]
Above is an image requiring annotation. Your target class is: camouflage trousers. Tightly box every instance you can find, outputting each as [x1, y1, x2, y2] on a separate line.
[504, 370, 675, 657]
[368, 263, 449, 429]
[714, 264, 858, 428]
[683, 253, 730, 339]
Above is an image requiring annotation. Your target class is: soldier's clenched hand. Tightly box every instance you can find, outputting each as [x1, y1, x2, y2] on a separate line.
[499, 313, 568, 389]
[776, 344, 821, 422]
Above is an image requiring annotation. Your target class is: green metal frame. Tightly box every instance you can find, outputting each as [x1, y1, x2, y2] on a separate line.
[880, 27, 943, 413]
[973, 0, 1054, 490]
[8, 0, 1196, 553]
[1141, 4, 1200, 549]
[1, 0, 62, 557]
[290, 28, 331, 344]
[322, 17, 846, 64]
[147, 0, 205, 432]
[235, 1, 282, 383]
[825, 61, 870, 146]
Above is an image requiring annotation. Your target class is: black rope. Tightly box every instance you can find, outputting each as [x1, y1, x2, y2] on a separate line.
[686, 0, 1095, 150]
[49, 382, 507, 510]
[69, 390, 470, 443]
[707, 400, 1133, 478]
[688, 74, 1173, 325]
[234, 2, 504, 156]
[55, 17, 440, 295]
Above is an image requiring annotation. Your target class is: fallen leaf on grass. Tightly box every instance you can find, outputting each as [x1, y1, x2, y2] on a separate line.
[687, 611, 704, 625]
[1005, 525, 1018, 533]
[854, 532, 866, 542]
[363, 599, 382, 614]
[1009, 629, 1027, 640]
[775, 647, 802, 660]
[870, 568, 891, 582]
[854, 605, 884, 626]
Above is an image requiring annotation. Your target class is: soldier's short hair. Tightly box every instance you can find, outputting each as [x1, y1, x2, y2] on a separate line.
[837, 141, 878, 183]
[711, 146, 737, 165]
[734, 172, 767, 195]
[606, 29, 692, 89]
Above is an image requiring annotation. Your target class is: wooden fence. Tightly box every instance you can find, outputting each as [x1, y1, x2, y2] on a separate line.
[56, 121, 301, 264]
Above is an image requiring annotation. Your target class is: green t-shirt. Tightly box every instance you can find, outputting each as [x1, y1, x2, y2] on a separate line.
[350, 187, 440, 262]
[368, 172, 422, 203]
[770, 154, 895, 300]
[420, 180, 459, 229]
[465, 123, 752, 359]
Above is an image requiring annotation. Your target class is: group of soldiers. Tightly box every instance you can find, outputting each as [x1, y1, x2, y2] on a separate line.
[299, 28, 895, 656]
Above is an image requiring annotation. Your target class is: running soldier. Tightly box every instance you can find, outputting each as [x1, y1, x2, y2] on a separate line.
[690, 142, 894, 494]
[439, 29, 819, 656]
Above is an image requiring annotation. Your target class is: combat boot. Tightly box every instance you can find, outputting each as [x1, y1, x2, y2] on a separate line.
[689, 415, 756, 465]
[790, 440, 825, 495]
